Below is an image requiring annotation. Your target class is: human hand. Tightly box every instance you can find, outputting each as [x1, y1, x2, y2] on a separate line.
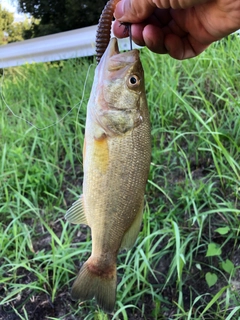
[113, 0, 240, 59]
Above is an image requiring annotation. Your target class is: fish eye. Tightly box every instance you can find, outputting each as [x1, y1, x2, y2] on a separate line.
[130, 76, 137, 84]
[127, 74, 140, 88]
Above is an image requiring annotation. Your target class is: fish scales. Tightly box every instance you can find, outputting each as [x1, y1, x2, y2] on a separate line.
[87, 128, 150, 242]
[65, 37, 151, 313]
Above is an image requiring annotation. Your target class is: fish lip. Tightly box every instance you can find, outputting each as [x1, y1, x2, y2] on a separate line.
[108, 37, 120, 57]
[98, 37, 120, 65]
[98, 37, 139, 72]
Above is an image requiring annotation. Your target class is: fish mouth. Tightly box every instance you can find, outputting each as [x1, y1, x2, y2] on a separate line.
[107, 37, 120, 57]
[98, 37, 139, 70]
[98, 37, 119, 63]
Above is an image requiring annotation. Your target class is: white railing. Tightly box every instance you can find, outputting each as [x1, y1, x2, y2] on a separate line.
[0, 25, 140, 68]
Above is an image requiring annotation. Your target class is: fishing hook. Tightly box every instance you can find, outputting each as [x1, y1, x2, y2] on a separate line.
[120, 22, 133, 51]
[128, 24, 133, 51]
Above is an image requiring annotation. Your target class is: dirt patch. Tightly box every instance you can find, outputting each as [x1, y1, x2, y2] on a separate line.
[0, 288, 74, 320]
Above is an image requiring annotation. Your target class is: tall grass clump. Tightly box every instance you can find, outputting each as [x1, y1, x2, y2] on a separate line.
[0, 34, 239, 319]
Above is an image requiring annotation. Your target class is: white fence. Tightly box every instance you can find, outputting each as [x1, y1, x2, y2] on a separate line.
[0, 25, 140, 68]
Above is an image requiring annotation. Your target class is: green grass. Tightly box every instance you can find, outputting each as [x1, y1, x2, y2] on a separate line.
[0, 34, 240, 319]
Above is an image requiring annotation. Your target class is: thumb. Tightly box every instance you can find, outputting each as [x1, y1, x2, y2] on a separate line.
[114, 0, 156, 22]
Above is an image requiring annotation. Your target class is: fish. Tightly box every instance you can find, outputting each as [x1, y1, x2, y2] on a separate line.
[65, 37, 151, 313]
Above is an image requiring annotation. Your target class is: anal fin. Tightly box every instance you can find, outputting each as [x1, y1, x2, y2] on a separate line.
[65, 195, 88, 225]
[120, 199, 144, 250]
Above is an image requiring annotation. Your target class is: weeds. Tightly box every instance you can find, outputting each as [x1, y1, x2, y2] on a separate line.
[0, 35, 240, 319]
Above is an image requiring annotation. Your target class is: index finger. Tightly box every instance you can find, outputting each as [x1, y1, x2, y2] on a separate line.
[114, 0, 156, 22]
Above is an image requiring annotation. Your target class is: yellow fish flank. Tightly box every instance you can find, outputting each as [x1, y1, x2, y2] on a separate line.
[65, 37, 151, 313]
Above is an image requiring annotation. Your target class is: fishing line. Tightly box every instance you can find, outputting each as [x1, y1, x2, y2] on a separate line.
[0, 63, 94, 131]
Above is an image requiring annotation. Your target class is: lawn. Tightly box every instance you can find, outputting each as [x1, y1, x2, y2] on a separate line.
[0, 34, 239, 320]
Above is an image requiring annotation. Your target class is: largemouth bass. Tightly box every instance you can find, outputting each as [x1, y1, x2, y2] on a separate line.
[65, 37, 151, 313]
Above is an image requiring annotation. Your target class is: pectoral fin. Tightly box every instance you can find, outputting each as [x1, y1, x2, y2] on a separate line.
[120, 200, 144, 250]
[65, 195, 88, 225]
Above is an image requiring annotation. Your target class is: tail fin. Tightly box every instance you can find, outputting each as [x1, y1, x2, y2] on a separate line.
[71, 258, 117, 313]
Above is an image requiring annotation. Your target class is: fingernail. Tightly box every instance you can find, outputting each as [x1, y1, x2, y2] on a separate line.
[114, 1, 124, 20]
